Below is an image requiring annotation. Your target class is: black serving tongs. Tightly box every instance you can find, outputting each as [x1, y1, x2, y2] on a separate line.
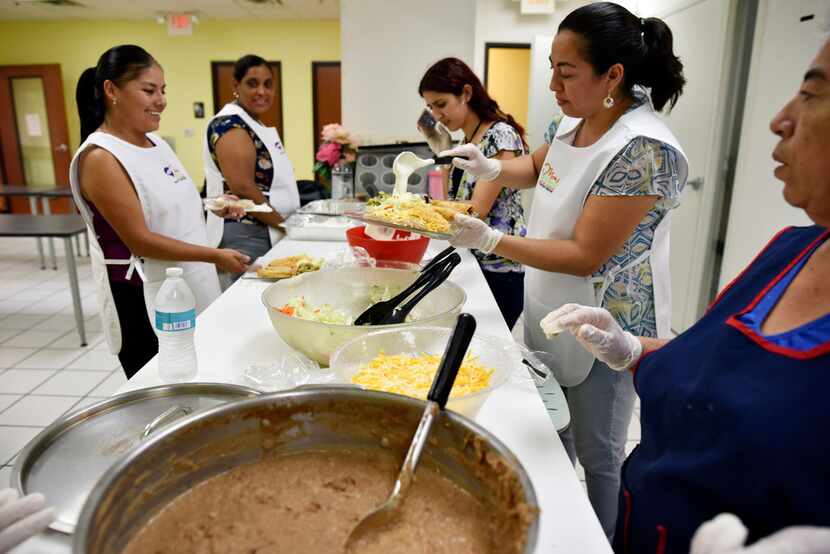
[353, 251, 461, 326]
[378, 255, 460, 325]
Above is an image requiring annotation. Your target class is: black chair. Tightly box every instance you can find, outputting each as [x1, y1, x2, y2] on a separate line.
[297, 179, 329, 205]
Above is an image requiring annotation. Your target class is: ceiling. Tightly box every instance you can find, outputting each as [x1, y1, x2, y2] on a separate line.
[0, 0, 340, 20]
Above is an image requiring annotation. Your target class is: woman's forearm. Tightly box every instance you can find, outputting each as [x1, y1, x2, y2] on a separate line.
[494, 235, 604, 276]
[126, 231, 219, 265]
[494, 155, 539, 190]
[225, 180, 285, 227]
[639, 337, 670, 355]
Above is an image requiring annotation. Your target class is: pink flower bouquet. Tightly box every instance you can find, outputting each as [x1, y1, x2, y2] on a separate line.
[314, 123, 359, 182]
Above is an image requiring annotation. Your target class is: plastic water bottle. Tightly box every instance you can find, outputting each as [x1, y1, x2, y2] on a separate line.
[154, 267, 198, 382]
[331, 162, 354, 200]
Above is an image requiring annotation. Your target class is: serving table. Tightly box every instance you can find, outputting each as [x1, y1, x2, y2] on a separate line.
[11, 239, 611, 554]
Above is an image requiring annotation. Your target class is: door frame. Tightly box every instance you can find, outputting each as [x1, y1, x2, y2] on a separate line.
[0, 64, 71, 212]
[483, 42, 531, 88]
[311, 61, 341, 157]
[210, 60, 284, 138]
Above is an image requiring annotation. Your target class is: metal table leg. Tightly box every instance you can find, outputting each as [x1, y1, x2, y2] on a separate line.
[63, 236, 87, 347]
[28, 197, 45, 269]
[42, 197, 57, 269]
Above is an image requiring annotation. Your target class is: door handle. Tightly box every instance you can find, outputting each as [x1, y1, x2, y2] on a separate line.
[688, 177, 704, 191]
[55, 143, 68, 153]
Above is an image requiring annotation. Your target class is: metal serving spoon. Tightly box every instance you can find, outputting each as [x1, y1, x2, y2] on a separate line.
[343, 313, 476, 551]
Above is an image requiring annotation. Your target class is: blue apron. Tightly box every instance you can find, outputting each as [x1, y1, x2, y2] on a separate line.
[614, 225, 830, 554]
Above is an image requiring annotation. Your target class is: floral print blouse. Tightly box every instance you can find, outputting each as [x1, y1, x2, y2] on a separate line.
[450, 121, 527, 273]
[207, 113, 273, 225]
[544, 89, 685, 337]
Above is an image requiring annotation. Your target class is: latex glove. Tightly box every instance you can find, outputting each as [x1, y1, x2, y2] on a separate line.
[449, 213, 503, 254]
[418, 121, 454, 155]
[438, 144, 501, 182]
[0, 488, 55, 552]
[540, 303, 642, 370]
[691, 513, 830, 554]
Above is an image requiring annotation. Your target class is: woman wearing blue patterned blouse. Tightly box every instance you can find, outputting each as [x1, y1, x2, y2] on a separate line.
[442, 3, 688, 540]
[203, 54, 299, 287]
[418, 58, 528, 329]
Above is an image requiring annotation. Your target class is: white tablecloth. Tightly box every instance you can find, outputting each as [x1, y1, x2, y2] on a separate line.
[13, 240, 610, 554]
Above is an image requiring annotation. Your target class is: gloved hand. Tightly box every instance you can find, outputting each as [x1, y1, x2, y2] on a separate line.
[691, 513, 830, 553]
[0, 488, 55, 552]
[540, 304, 642, 370]
[418, 121, 454, 155]
[449, 214, 503, 254]
[438, 144, 501, 182]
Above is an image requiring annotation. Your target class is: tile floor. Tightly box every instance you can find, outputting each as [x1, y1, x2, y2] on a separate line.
[0, 236, 641, 492]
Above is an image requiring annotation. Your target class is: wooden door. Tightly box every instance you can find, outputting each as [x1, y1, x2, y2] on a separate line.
[0, 64, 72, 214]
[210, 61, 284, 139]
[312, 61, 341, 156]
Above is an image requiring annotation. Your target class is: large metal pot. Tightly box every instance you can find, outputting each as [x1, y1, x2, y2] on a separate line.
[74, 387, 539, 553]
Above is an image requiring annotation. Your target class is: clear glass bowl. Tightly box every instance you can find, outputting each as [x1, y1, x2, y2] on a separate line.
[329, 326, 517, 418]
[261, 266, 466, 366]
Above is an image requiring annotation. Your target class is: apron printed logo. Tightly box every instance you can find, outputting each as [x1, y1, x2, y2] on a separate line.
[539, 161, 560, 193]
[163, 165, 187, 184]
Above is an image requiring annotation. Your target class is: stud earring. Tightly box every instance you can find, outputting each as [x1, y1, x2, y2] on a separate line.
[603, 94, 614, 109]
[233, 91, 239, 100]
[112, 98, 117, 106]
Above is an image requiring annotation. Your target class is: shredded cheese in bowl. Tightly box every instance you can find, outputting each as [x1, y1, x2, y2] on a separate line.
[351, 351, 494, 400]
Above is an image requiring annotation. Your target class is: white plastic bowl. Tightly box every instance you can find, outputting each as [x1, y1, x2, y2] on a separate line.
[329, 325, 517, 418]
[261, 266, 466, 366]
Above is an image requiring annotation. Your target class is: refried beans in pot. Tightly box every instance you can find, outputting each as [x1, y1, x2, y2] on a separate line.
[123, 448, 501, 553]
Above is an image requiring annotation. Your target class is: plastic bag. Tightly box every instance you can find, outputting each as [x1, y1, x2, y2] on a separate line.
[243, 352, 338, 392]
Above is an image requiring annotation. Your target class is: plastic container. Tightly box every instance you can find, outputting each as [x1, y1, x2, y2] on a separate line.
[331, 162, 354, 200]
[428, 169, 445, 200]
[154, 267, 197, 382]
[330, 326, 516, 418]
[345, 225, 430, 264]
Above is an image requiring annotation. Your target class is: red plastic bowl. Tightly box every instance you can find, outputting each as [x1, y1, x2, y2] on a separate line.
[346, 226, 430, 264]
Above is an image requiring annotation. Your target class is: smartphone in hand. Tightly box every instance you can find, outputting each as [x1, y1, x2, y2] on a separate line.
[417, 108, 437, 130]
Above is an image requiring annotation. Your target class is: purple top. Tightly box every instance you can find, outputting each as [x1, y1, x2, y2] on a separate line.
[88, 200, 142, 286]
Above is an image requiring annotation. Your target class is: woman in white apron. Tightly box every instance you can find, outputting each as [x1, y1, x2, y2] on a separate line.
[442, 3, 688, 539]
[203, 54, 300, 288]
[70, 45, 250, 378]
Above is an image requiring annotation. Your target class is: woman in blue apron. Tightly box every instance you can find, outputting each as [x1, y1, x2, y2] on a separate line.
[542, 37, 830, 554]
[203, 54, 300, 288]
[442, 3, 687, 538]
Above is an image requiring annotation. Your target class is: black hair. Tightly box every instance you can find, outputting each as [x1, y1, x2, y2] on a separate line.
[558, 2, 685, 112]
[233, 54, 271, 82]
[75, 45, 158, 142]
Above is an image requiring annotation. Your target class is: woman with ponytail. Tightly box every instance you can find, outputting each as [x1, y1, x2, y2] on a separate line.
[441, 3, 688, 539]
[70, 45, 250, 378]
[418, 58, 528, 329]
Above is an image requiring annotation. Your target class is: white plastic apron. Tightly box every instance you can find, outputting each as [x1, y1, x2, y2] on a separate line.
[203, 102, 299, 247]
[524, 104, 688, 386]
[70, 132, 221, 354]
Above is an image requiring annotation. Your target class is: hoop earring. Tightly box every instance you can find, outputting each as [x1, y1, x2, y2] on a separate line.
[603, 94, 614, 109]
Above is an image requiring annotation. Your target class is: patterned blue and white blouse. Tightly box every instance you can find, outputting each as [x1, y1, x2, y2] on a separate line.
[452, 121, 527, 273]
[544, 89, 685, 337]
[207, 111, 273, 225]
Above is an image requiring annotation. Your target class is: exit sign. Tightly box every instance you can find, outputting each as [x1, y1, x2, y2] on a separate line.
[167, 13, 193, 36]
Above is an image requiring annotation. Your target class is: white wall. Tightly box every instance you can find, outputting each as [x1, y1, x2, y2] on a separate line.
[340, 0, 475, 145]
[718, 0, 823, 289]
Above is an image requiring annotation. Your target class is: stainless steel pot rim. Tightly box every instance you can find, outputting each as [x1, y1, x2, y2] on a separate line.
[74, 386, 538, 551]
[14, 382, 259, 535]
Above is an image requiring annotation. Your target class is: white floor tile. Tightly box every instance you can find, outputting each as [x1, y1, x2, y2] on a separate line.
[88, 372, 128, 397]
[49, 330, 103, 349]
[2, 330, 65, 348]
[29, 314, 78, 332]
[0, 395, 80, 427]
[0, 329, 22, 344]
[14, 348, 84, 370]
[0, 300, 29, 315]
[0, 466, 12, 487]
[6, 289, 57, 302]
[66, 350, 119, 372]
[0, 347, 37, 367]
[32, 371, 109, 397]
[0, 370, 56, 394]
[0, 314, 49, 330]
[65, 396, 104, 416]
[0, 394, 21, 413]
[0, 426, 43, 465]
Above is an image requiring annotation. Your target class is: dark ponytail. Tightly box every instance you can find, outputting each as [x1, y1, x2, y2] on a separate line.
[558, 2, 685, 112]
[75, 44, 158, 142]
[419, 57, 527, 148]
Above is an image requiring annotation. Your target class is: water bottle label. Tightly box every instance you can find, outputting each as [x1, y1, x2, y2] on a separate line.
[155, 309, 196, 332]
